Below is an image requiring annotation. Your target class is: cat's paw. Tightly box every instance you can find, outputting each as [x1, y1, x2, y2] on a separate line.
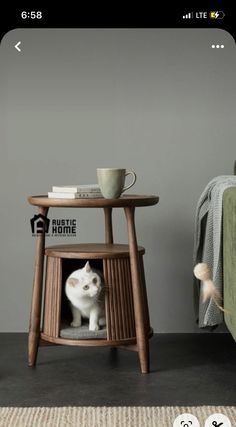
[89, 323, 99, 332]
[71, 321, 81, 328]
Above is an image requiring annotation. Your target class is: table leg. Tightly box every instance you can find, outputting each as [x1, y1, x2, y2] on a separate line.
[124, 207, 149, 374]
[28, 207, 48, 367]
[104, 208, 114, 244]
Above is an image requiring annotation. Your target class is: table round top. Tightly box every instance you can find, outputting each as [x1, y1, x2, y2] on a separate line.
[28, 194, 159, 208]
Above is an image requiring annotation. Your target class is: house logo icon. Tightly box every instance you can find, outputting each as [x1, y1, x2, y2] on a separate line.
[30, 214, 50, 235]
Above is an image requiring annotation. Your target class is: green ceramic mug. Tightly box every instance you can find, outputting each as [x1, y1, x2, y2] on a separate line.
[97, 168, 137, 199]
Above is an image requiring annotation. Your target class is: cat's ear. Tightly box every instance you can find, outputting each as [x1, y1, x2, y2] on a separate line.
[84, 261, 91, 273]
[67, 277, 79, 287]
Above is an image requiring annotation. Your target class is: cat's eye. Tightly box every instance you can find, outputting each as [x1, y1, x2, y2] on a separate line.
[83, 285, 89, 290]
[92, 277, 97, 284]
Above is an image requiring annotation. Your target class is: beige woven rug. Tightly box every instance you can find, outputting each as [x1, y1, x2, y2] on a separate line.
[0, 406, 235, 427]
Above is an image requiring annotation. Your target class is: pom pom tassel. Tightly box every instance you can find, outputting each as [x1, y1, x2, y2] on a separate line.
[193, 263, 228, 313]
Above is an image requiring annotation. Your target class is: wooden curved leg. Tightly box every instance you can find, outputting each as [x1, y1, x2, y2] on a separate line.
[104, 208, 113, 244]
[28, 207, 48, 367]
[124, 207, 150, 374]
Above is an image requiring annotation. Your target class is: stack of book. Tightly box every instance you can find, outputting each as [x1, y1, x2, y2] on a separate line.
[48, 185, 103, 199]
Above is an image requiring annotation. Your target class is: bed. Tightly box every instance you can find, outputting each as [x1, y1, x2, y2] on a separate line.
[223, 185, 236, 340]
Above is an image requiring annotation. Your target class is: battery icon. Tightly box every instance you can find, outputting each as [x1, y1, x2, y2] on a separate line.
[210, 11, 225, 19]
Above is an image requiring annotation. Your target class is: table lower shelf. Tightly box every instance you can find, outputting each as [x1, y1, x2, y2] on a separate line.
[40, 328, 153, 347]
[60, 323, 107, 340]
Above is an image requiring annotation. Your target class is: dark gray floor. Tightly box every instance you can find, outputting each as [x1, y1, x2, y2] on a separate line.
[0, 333, 236, 406]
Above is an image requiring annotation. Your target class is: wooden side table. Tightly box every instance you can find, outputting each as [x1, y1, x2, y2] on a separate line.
[28, 195, 159, 373]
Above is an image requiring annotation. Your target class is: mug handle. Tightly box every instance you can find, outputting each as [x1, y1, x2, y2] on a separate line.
[122, 171, 137, 193]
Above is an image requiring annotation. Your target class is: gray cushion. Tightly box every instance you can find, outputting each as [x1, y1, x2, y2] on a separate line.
[60, 323, 107, 340]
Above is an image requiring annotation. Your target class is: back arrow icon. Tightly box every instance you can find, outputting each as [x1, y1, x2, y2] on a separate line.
[15, 41, 21, 52]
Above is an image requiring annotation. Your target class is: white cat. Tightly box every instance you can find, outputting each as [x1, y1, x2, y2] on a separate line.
[65, 261, 106, 331]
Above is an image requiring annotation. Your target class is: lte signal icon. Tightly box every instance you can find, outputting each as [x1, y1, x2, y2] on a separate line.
[183, 12, 193, 19]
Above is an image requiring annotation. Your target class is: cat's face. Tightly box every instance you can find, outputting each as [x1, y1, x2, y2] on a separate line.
[67, 261, 102, 298]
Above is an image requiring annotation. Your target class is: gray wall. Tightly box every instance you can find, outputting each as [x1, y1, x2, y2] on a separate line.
[0, 29, 235, 332]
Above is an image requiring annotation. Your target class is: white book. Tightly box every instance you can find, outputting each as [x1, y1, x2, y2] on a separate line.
[48, 192, 102, 199]
[52, 184, 100, 193]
